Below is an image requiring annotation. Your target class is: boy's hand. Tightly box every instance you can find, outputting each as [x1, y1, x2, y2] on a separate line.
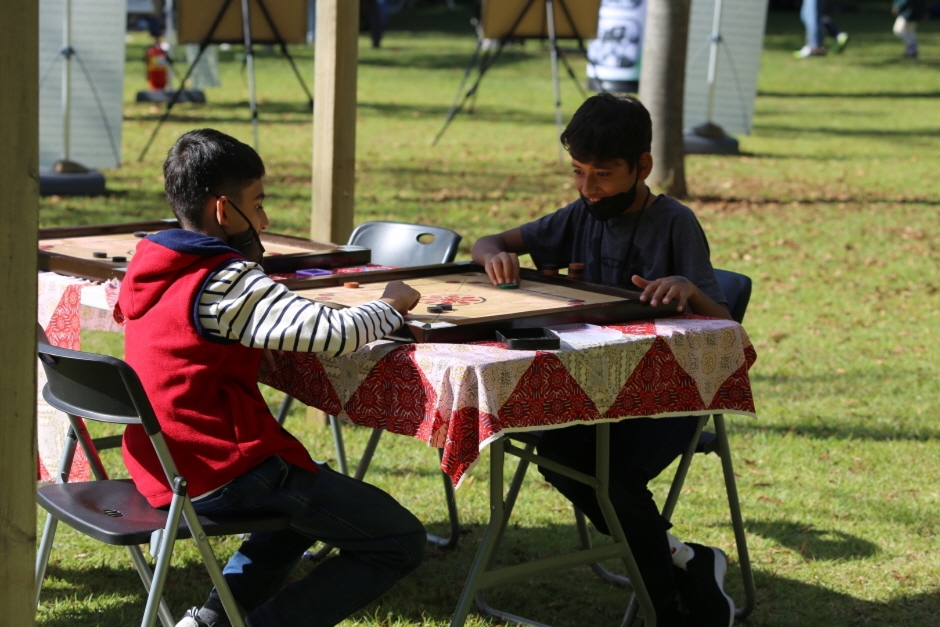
[380, 280, 421, 315]
[483, 252, 521, 286]
[632, 275, 696, 312]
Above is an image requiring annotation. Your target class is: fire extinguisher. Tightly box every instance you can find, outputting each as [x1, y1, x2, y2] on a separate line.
[146, 41, 169, 91]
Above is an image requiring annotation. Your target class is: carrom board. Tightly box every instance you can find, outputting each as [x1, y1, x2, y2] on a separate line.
[284, 262, 680, 343]
[39, 220, 370, 282]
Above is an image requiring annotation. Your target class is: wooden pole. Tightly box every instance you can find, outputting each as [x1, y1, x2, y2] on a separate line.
[639, 0, 691, 199]
[0, 0, 39, 623]
[311, 0, 359, 246]
[308, 0, 359, 426]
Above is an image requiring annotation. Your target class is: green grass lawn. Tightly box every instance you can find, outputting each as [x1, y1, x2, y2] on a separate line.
[37, 3, 940, 626]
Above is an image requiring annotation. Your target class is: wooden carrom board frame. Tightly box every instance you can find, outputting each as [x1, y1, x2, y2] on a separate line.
[38, 220, 371, 282]
[280, 262, 680, 344]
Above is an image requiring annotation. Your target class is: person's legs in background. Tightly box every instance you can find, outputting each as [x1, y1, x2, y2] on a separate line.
[796, 0, 827, 58]
[893, 16, 919, 57]
[821, 7, 849, 53]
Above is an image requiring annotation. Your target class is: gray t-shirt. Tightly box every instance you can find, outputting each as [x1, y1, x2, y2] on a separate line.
[519, 194, 727, 308]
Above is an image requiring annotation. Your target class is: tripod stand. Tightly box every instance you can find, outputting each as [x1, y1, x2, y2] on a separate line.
[138, 0, 314, 161]
[432, 0, 597, 162]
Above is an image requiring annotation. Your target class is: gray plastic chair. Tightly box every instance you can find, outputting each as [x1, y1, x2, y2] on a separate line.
[35, 343, 290, 627]
[277, 221, 463, 551]
[345, 220, 463, 268]
[476, 269, 756, 626]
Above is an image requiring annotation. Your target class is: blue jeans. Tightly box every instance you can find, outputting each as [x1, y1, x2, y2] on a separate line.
[190, 456, 426, 627]
[801, 0, 823, 48]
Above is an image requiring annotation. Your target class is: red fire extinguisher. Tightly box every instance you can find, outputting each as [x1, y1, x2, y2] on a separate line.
[146, 41, 168, 91]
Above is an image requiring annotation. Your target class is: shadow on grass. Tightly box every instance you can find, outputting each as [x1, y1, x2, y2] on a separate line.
[36, 518, 940, 627]
[691, 194, 940, 206]
[746, 423, 940, 443]
[124, 112, 310, 126]
[754, 124, 940, 139]
[359, 101, 563, 126]
[759, 91, 940, 99]
[747, 519, 878, 560]
[38, 201, 168, 228]
[359, 48, 536, 71]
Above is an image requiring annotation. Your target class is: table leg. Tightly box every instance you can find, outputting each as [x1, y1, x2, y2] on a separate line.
[593, 422, 657, 627]
[715, 414, 757, 620]
[450, 437, 507, 626]
[450, 425, 659, 627]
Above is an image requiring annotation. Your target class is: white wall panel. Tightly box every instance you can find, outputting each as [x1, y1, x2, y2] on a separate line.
[40, 0, 126, 169]
[683, 0, 768, 136]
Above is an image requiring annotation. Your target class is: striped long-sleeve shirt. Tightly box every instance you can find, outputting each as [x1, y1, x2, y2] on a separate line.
[197, 259, 404, 356]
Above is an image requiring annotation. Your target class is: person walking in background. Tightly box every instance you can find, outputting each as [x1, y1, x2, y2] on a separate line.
[822, 11, 850, 52]
[795, 0, 849, 58]
[892, 0, 925, 58]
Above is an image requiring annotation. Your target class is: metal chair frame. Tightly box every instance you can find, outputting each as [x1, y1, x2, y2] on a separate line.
[35, 343, 291, 627]
[474, 268, 756, 626]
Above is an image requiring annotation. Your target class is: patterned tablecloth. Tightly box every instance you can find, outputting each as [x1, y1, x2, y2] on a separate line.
[260, 317, 758, 486]
[37, 271, 757, 487]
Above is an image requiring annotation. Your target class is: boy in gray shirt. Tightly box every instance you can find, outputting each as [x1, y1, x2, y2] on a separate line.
[472, 94, 733, 627]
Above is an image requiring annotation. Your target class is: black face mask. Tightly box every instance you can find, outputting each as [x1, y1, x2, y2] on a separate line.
[581, 172, 641, 222]
[214, 194, 266, 264]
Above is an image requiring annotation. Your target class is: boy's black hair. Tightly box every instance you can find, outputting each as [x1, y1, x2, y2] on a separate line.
[163, 128, 265, 229]
[560, 93, 652, 170]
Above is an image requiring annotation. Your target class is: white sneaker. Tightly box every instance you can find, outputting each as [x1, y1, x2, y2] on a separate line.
[175, 607, 203, 627]
[793, 45, 826, 59]
[175, 607, 225, 627]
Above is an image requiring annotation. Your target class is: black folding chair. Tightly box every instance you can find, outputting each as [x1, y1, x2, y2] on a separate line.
[476, 269, 757, 626]
[35, 343, 291, 627]
[276, 221, 464, 551]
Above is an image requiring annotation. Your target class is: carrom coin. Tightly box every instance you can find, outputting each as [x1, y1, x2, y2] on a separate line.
[112, 256, 127, 262]
[343, 282, 360, 289]
[92, 251, 107, 258]
[427, 306, 444, 314]
[134, 231, 148, 237]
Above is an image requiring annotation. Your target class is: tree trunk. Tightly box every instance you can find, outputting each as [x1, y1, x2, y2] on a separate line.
[639, 0, 691, 199]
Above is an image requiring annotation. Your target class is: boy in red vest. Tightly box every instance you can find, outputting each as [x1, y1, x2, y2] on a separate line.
[472, 94, 735, 627]
[116, 128, 425, 627]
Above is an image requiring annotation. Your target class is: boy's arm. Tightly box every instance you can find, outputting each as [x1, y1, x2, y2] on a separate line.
[631, 275, 732, 320]
[471, 227, 527, 285]
[198, 261, 420, 356]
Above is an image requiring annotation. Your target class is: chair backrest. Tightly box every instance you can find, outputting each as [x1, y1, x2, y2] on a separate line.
[713, 269, 752, 324]
[348, 221, 463, 267]
[37, 342, 161, 436]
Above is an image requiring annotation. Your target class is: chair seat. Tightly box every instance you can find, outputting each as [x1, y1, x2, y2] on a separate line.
[38, 479, 290, 546]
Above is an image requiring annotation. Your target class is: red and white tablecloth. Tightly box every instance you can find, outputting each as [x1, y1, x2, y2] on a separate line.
[37, 271, 757, 487]
[260, 316, 757, 486]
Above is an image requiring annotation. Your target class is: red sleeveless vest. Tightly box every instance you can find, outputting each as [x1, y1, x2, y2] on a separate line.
[117, 233, 317, 508]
